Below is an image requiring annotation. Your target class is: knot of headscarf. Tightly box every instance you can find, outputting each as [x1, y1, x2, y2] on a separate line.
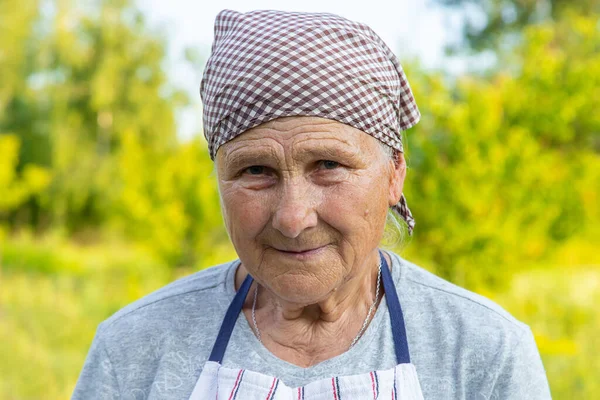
[201, 9, 420, 235]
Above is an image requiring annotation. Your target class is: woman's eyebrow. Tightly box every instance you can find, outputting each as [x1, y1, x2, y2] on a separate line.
[295, 145, 364, 162]
[222, 139, 365, 170]
[224, 148, 279, 171]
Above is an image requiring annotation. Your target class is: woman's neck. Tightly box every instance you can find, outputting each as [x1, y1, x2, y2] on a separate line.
[235, 251, 390, 367]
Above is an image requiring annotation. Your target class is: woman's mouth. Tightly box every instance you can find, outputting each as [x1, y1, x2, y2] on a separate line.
[273, 245, 328, 260]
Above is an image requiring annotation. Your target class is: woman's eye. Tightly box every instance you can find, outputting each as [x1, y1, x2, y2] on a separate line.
[243, 165, 266, 175]
[320, 160, 340, 170]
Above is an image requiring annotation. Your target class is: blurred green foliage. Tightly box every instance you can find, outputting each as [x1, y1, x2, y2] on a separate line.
[434, 0, 600, 55]
[402, 11, 600, 288]
[493, 266, 600, 397]
[0, 234, 176, 398]
[0, 0, 598, 398]
[0, 0, 233, 267]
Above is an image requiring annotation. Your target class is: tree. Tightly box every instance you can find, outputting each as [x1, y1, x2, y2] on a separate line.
[401, 11, 600, 287]
[434, 0, 600, 55]
[0, 0, 186, 233]
[0, 0, 234, 267]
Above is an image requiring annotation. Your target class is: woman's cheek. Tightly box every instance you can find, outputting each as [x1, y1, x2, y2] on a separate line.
[223, 186, 273, 239]
[318, 185, 359, 231]
[319, 179, 386, 236]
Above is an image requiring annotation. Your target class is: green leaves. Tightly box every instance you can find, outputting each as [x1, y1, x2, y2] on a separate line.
[400, 13, 599, 288]
[0, 135, 51, 212]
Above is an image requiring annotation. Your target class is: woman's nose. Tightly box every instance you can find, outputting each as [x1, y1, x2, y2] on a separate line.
[272, 182, 318, 238]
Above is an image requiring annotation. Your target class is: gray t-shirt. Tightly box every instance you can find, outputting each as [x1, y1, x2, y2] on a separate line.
[72, 250, 551, 399]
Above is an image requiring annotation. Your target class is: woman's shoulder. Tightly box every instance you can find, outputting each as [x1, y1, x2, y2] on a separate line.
[388, 252, 551, 398]
[389, 251, 529, 337]
[98, 259, 239, 338]
[73, 260, 241, 399]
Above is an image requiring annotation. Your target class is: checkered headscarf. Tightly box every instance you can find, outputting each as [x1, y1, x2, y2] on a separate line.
[201, 9, 420, 235]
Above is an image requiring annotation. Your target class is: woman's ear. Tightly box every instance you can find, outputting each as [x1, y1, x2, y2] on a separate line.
[388, 151, 406, 207]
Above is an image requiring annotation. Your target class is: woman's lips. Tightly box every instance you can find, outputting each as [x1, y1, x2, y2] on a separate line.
[273, 245, 328, 260]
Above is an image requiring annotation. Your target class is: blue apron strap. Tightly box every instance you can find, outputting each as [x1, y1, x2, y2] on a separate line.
[379, 250, 411, 364]
[208, 269, 254, 363]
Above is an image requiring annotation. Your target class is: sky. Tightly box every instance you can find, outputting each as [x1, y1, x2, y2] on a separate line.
[139, 0, 463, 140]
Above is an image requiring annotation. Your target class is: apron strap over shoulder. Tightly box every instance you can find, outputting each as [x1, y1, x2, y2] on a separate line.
[379, 250, 411, 364]
[208, 265, 254, 363]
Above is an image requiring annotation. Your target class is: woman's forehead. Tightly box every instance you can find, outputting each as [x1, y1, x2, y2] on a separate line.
[216, 117, 379, 161]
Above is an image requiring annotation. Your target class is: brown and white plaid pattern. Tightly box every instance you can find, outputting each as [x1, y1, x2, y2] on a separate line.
[201, 9, 419, 234]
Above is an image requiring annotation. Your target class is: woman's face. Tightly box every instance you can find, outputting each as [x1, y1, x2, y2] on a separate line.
[216, 116, 406, 304]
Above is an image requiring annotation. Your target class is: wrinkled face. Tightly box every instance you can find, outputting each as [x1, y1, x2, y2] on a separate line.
[216, 116, 405, 304]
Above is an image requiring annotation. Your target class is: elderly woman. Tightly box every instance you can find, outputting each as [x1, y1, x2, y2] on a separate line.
[73, 9, 551, 400]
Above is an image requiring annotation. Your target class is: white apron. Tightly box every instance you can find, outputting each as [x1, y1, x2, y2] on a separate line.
[189, 251, 425, 399]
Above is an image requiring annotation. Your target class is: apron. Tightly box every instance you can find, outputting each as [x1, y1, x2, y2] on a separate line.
[189, 251, 424, 399]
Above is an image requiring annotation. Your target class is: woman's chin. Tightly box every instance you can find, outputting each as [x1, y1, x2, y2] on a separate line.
[268, 274, 339, 305]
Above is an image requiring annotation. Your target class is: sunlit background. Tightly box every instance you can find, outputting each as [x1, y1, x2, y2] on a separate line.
[0, 0, 598, 398]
